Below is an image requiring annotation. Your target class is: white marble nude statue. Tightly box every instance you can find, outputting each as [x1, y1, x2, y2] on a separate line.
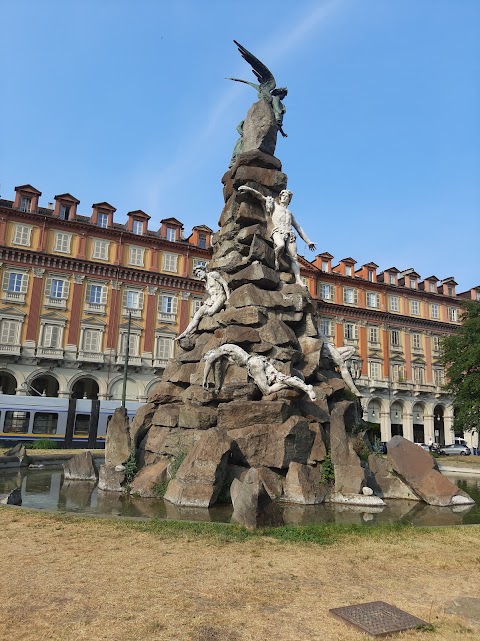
[237, 185, 316, 287]
[321, 341, 362, 397]
[176, 267, 230, 341]
[202, 343, 316, 401]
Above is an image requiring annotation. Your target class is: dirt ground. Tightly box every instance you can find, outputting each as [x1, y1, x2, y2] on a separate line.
[1, 509, 479, 641]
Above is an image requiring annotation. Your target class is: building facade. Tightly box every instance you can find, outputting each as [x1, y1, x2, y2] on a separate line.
[310, 252, 480, 448]
[0, 184, 211, 406]
[0, 183, 478, 447]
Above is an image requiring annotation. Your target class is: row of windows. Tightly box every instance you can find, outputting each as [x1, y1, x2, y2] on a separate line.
[0, 317, 176, 360]
[319, 283, 459, 321]
[319, 319, 442, 351]
[13, 210, 201, 245]
[366, 362, 445, 385]
[12, 220, 208, 250]
[1, 270, 204, 316]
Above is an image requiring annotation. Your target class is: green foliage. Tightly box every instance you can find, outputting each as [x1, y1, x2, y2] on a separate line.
[124, 450, 138, 484]
[30, 438, 59, 450]
[321, 453, 335, 483]
[169, 451, 186, 477]
[153, 451, 187, 498]
[153, 480, 169, 498]
[372, 437, 384, 456]
[442, 301, 480, 434]
[416, 623, 436, 633]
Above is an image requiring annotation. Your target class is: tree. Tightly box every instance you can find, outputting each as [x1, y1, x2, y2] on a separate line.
[442, 300, 480, 435]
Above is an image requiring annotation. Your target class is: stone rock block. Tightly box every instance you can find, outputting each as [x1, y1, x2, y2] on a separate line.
[177, 333, 220, 363]
[237, 224, 267, 245]
[105, 407, 131, 468]
[334, 464, 366, 495]
[130, 459, 169, 498]
[178, 404, 217, 429]
[298, 393, 330, 424]
[231, 149, 282, 172]
[242, 99, 278, 156]
[246, 235, 276, 268]
[228, 284, 294, 311]
[230, 467, 283, 529]
[209, 250, 246, 274]
[235, 201, 266, 226]
[63, 451, 98, 481]
[216, 325, 261, 346]
[386, 436, 474, 506]
[147, 382, 185, 404]
[152, 403, 180, 427]
[228, 415, 315, 468]
[259, 319, 298, 347]
[233, 165, 287, 192]
[284, 463, 326, 504]
[307, 422, 327, 463]
[164, 428, 232, 507]
[162, 361, 197, 384]
[229, 263, 280, 290]
[217, 306, 266, 327]
[129, 402, 157, 448]
[217, 400, 294, 431]
[97, 464, 127, 492]
[197, 316, 222, 333]
[140, 426, 203, 460]
[367, 454, 419, 500]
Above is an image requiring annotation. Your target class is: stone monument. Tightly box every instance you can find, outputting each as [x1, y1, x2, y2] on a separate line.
[125, 41, 473, 523]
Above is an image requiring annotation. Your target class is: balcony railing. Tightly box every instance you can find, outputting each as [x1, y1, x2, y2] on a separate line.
[77, 350, 105, 363]
[36, 347, 64, 359]
[0, 344, 21, 355]
[2, 291, 26, 304]
[85, 302, 106, 314]
[158, 312, 176, 323]
[116, 354, 142, 366]
[45, 297, 67, 310]
[153, 357, 169, 369]
[122, 307, 142, 318]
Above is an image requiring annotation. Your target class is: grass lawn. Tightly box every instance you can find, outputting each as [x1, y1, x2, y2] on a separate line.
[1, 507, 479, 641]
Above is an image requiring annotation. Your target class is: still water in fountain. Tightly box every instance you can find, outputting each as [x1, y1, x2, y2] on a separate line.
[1, 466, 479, 527]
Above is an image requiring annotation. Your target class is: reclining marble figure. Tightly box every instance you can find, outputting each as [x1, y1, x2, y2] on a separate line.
[202, 343, 316, 401]
[238, 185, 316, 287]
[176, 267, 230, 341]
[321, 341, 362, 397]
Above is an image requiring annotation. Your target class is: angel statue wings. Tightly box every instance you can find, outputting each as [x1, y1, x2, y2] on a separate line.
[227, 40, 288, 138]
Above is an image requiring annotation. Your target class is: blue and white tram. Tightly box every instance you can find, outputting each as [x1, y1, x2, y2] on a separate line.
[0, 395, 143, 448]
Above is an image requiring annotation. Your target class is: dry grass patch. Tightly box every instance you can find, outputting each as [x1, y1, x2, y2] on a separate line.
[0, 508, 479, 641]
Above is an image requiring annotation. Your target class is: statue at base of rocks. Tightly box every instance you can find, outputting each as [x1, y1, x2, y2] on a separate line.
[238, 185, 316, 286]
[176, 266, 230, 341]
[203, 343, 316, 401]
[227, 40, 288, 138]
[321, 342, 361, 397]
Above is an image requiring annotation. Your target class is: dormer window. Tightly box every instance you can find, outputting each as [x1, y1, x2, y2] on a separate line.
[132, 219, 143, 235]
[409, 279, 416, 289]
[429, 282, 436, 293]
[322, 261, 329, 272]
[166, 227, 176, 242]
[20, 196, 32, 213]
[97, 212, 109, 228]
[447, 286, 453, 296]
[198, 233, 207, 249]
[389, 274, 396, 285]
[345, 265, 352, 277]
[367, 270, 374, 282]
[60, 204, 71, 220]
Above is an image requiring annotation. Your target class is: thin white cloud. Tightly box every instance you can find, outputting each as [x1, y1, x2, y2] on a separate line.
[134, 0, 344, 218]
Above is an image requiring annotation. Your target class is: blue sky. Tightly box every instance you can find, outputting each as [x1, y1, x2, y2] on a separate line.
[1, 0, 479, 291]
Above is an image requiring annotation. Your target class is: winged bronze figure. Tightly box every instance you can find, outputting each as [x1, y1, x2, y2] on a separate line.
[227, 40, 288, 138]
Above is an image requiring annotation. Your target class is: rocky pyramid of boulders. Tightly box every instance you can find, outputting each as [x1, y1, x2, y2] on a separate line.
[110, 98, 473, 524]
